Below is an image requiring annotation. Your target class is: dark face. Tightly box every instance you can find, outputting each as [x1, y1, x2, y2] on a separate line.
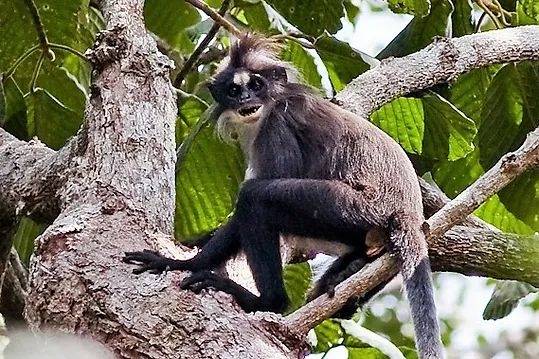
[209, 66, 287, 123]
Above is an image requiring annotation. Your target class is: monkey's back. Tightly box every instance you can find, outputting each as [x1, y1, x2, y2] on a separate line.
[250, 89, 423, 223]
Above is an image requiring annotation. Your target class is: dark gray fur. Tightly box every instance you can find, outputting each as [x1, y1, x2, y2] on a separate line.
[124, 34, 444, 359]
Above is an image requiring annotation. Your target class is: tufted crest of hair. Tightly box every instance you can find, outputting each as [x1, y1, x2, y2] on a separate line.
[216, 33, 296, 76]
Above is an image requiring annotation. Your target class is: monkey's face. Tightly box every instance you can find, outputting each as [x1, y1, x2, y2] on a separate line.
[209, 67, 288, 124]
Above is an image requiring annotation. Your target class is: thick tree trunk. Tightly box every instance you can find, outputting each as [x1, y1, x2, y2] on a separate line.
[22, 0, 301, 357]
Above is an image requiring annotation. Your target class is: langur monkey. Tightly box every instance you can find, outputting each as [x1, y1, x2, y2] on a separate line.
[124, 33, 444, 359]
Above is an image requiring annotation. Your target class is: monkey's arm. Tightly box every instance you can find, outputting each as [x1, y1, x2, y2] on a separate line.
[124, 219, 241, 273]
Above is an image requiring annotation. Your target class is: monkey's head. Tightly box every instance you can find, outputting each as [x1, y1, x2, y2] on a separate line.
[208, 34, 293, 130]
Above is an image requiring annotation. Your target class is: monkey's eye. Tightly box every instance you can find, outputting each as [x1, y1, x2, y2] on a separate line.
[248, 77, 264, 92]
[228, 84, 241, 97]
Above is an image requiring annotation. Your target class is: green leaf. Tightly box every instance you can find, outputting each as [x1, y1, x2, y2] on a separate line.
[281, 41, 322, 89]
[344, 0, 361, 22]
[13, 217, 46, 266]
[265, 0, 344, 36]
[452, 0, 474, 36]
[519, 0, 539, 22]
[388, 0, 431, 17]
[478, 62, 539, 169]
[422, 94, 476, 161]
[175, 99, 245, 239]
[371, 97, 425, 156]
[23, 63, 86, 149]
[314, 320, 344, 353]
[283, 262, 311, 312]
[144, 0, 201, 54]
[483, 281, 538, 320]
[371, 94, 476, 161]
[448, 67, 496, 125]
[315, 35, 371, 92]
[0, 77, 28, 139]
[0, 0, 87, 87]
[242, 2, 272, 32]
[474, 194, 536, 234]
[26, 89, 82, 149]
[377, 0, 453, 59]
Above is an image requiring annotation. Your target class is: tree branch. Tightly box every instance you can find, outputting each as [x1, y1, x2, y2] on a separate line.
[426, 126, 539, 239]
[336, 26, 539, 117]
[173, 0, 231, 88]
[183, 0, 241, 36]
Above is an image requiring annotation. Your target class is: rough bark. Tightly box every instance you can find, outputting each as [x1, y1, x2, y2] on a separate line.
[22, 0, 299, 358]
[336, 25, 539, 117]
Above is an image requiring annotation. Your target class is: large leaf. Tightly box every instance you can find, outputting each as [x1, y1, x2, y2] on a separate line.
[241, 2, 272, 32]
[265, 0, 344, 36]
[175, 99, 245, 239]
[478, 62, 539, 169]
[0, 0, 87, 87]
[313, 320, 344, 353]
[0, 77, 28, 139]
[23, 64, 86, 149]
[144, 0, 201, 54]
[371, 97, 425, 156]
[281, 41, 323, 89]
[377, 0, 453, 59]
[448, 67, 496, 125]
[451, 0, 474, 36]
[283, 262, 311, 312]
[371, 94, 476, 161]
[388, 0, 431, 17]
[422, 94, 476, 161]
[483, 281, 538, 320]
[315, 35, 371, 92]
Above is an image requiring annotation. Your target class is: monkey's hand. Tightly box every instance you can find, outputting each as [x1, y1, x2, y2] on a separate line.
[123, 250, 179, 275]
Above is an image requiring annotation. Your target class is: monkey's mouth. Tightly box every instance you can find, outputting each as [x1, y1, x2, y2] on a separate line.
[237, 104, 263, 120]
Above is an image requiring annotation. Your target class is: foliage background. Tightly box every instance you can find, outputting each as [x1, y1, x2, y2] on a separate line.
[1, 0, 538, 357]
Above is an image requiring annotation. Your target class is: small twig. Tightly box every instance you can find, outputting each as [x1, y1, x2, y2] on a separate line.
[196, 46, 228, 66]
[426, 126, 539, 239]
[49, 43, 88, 61]
[174, 0, 231, 88]
[183, 0, 241, 36]
[23, 0, 54, 59]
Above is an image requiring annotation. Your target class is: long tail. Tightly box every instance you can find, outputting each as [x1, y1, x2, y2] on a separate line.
[389, 214, 444, 359]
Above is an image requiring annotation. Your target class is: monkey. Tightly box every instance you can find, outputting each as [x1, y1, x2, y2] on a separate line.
[123, 33, 444, 359]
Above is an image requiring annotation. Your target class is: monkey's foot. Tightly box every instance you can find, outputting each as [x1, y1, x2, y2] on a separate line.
[123, 249, 176, 274]
[180, 271, 225, 293]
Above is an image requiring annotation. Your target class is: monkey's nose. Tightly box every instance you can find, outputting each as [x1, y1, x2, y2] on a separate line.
[239, 89, 251, 103]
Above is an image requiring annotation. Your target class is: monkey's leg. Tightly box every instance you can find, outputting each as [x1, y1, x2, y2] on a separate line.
[308, 251, 368, 300]
[124, 219, 241, 274]
[239, 178, 386, 235]
[182, 203, 290, 313]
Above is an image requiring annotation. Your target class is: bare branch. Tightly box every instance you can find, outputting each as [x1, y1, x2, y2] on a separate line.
[183, 0, 241, 36]
[286, 225, 539, 334]
[336, 26, 539, 117]
[173, 0, 231, 88]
